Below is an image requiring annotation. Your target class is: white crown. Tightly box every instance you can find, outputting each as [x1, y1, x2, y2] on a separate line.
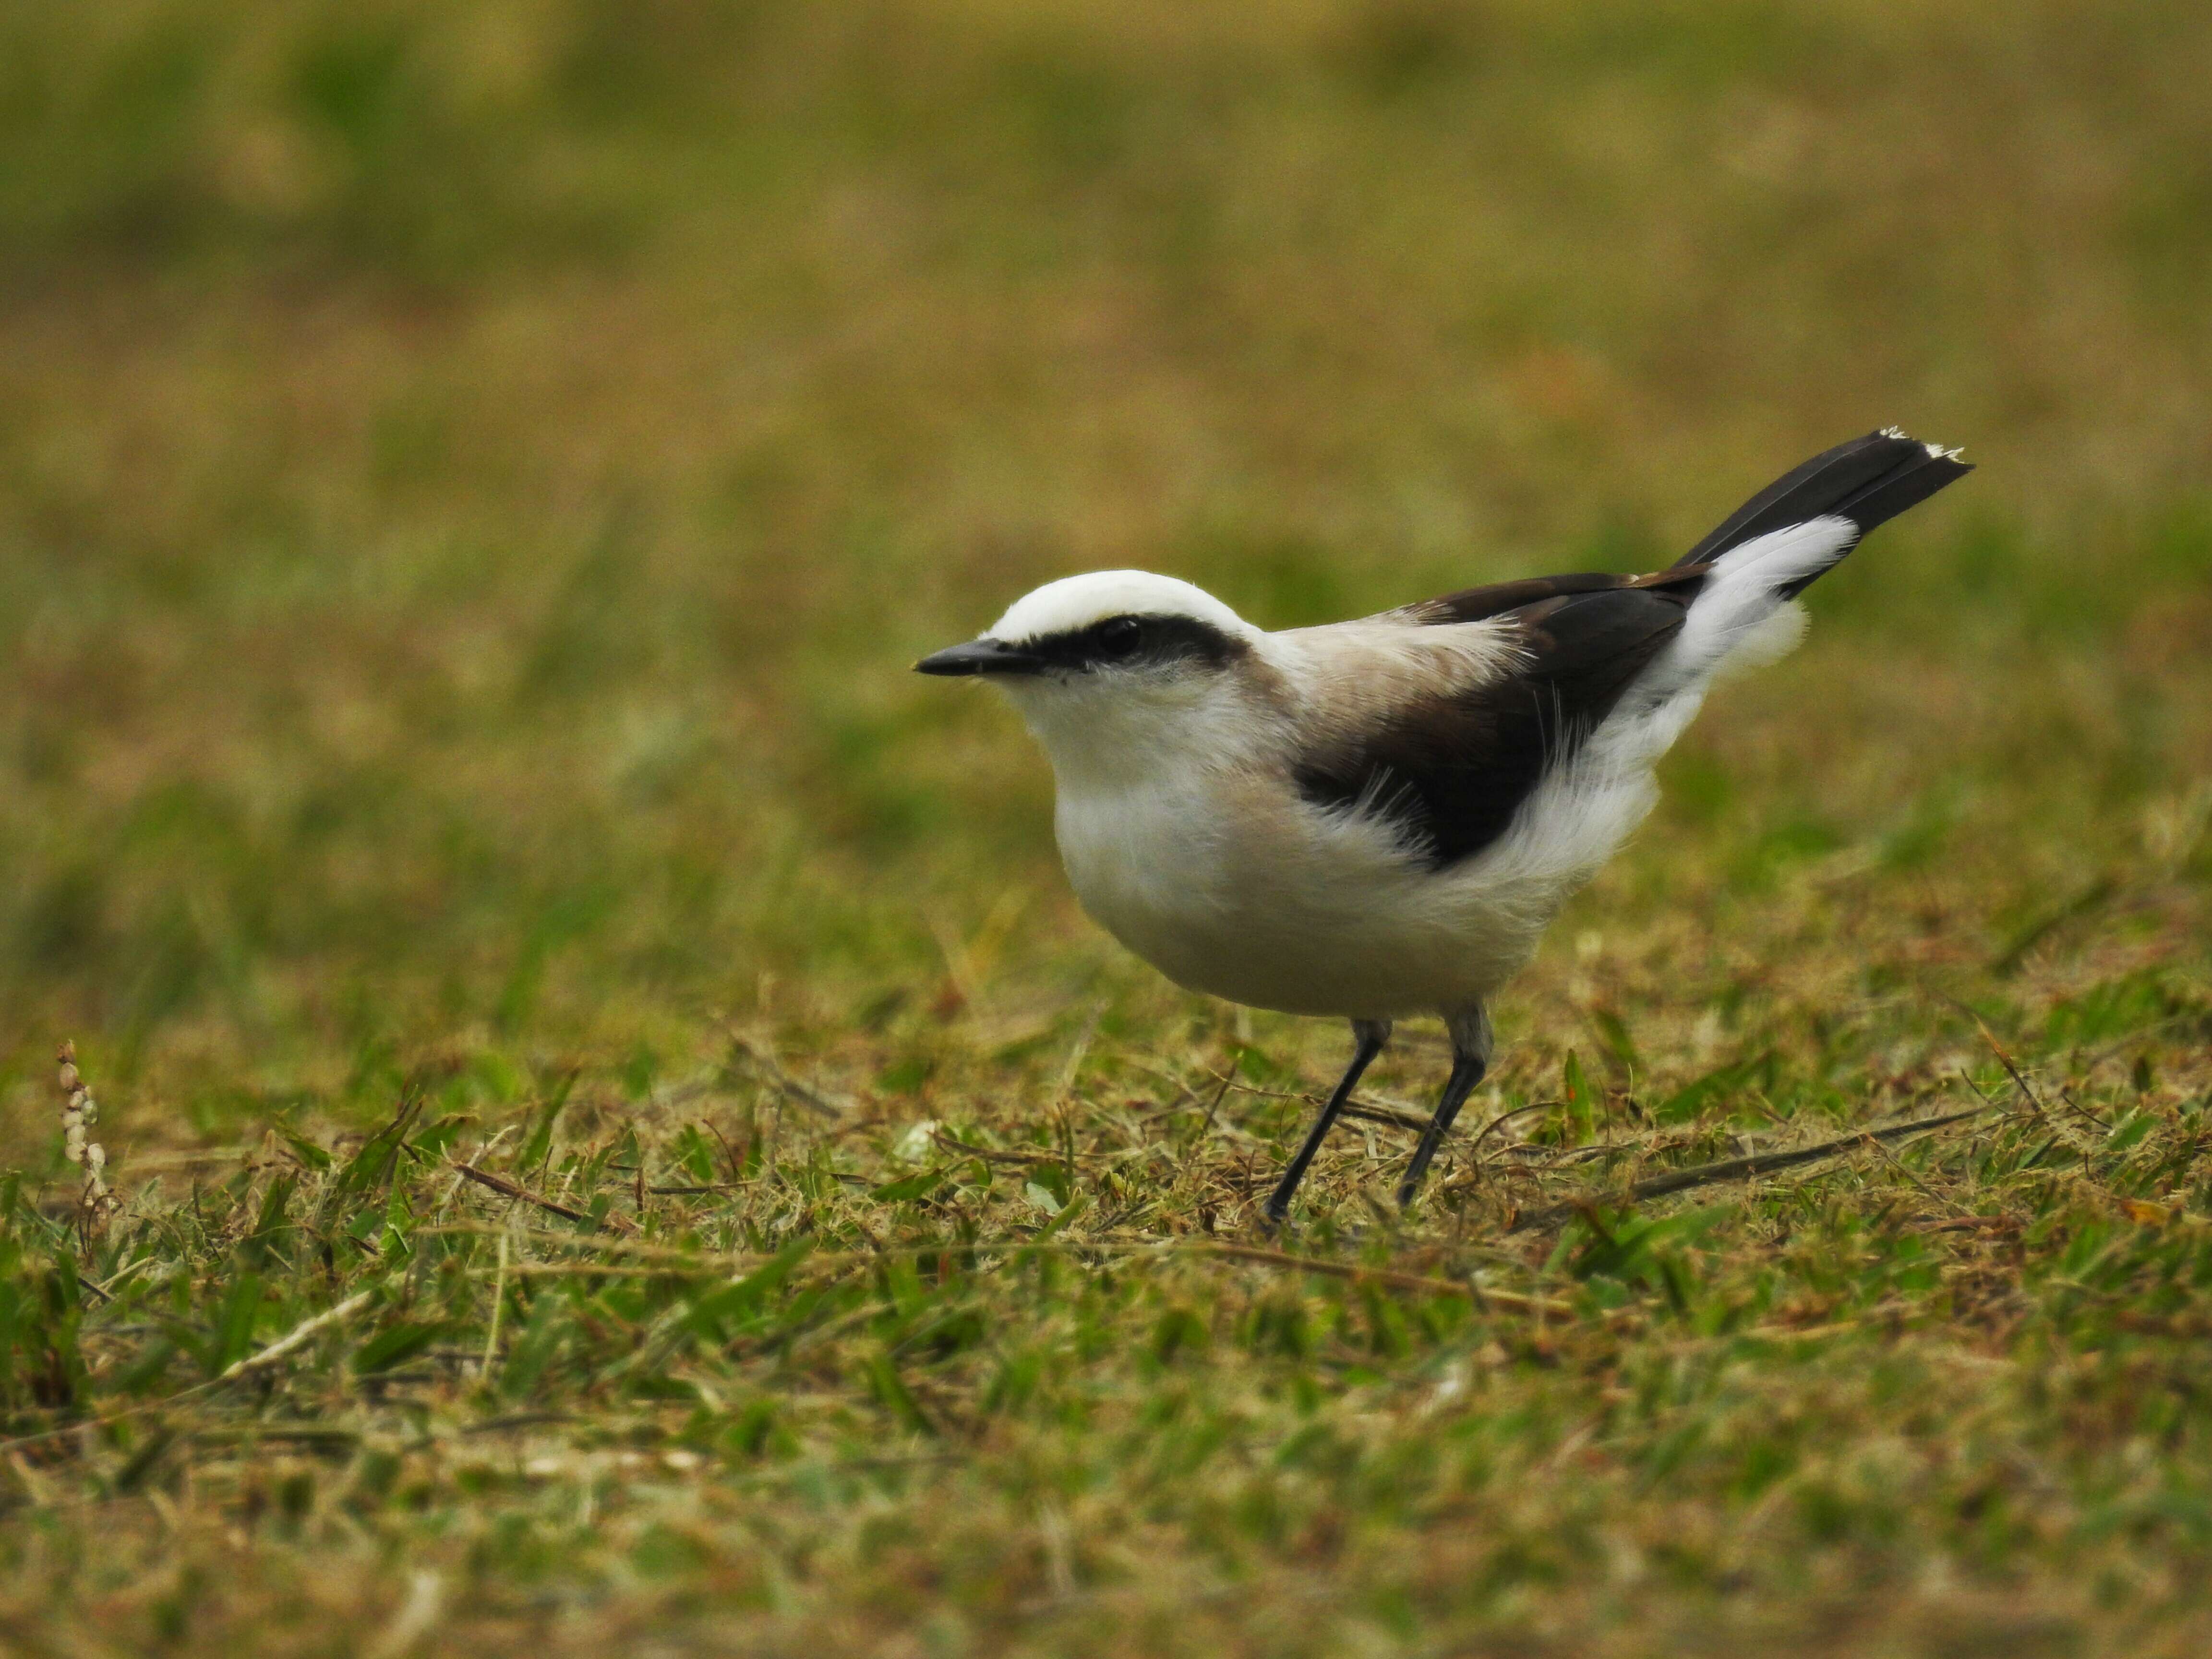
[988, 570, 1254, 645]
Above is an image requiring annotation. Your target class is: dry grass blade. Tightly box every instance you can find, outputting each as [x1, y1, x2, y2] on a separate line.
[725, 1032, 846, 1118]
[932, 1131, 1071, 1166]
[1971, 1016, 2050, 1118]
[1213, 1071, 1435, 1134]
[454, 1163, 604, 1228]
[219, 1288, 381, 1383]
[1505, 1106, 1991, 1232]
[1340, 1102, 1433, 1134]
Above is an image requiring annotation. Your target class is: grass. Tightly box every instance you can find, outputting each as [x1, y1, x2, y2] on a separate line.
[2, 0, 2211, 1652]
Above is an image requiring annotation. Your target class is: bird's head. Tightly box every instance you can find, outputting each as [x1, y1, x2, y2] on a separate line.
[915, 570, 1263, 770]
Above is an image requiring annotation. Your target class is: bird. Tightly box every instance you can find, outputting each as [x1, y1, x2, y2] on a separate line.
[915, 429, 1971, 1221]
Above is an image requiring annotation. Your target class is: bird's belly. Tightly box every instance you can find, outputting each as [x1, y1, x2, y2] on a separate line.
[1053, 776, 1547, 1018]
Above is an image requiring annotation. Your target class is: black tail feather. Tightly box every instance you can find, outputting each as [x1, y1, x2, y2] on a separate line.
[1674, 429, 1972, 579]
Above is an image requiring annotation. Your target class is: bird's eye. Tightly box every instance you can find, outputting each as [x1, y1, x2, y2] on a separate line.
[1095, 617, 1144, 658]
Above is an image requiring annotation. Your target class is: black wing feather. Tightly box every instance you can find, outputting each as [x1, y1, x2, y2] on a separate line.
[1406, 569, 1692, 625]
[1295, 586, 1692, 868]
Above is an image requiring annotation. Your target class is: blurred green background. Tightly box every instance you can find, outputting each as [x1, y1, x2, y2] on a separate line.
[2, 0, 2208, 1142]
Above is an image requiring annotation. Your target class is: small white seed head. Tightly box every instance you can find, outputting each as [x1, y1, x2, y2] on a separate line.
[56, 1039, 112, 1204]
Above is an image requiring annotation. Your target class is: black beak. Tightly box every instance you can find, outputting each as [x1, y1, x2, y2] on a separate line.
[914, 638, 1046, 677]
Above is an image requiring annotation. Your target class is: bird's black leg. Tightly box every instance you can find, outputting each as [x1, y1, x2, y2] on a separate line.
[1398, 1004, 1495, 1209]
[1264, 1019, 1391, 1224]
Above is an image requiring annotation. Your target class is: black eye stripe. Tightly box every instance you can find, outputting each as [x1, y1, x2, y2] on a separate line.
[1011, 613, 1248, 673]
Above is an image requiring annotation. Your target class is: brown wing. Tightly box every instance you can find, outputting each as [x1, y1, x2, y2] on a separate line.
[1295, 577, 1700, 868]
